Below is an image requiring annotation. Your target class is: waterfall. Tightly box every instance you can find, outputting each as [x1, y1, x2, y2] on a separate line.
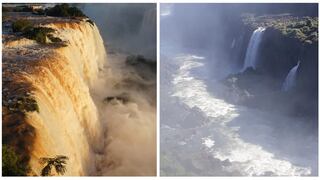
[282, 61, 300, 91]
[4, 18, 156, 175]
[138, 7, 156, 59]
[231, 38, 236, 49]
[242, 27, 266, 71]
[3, 20, 107, 175]
[140, 8, 156, 36]
[29, 21, 107, 175]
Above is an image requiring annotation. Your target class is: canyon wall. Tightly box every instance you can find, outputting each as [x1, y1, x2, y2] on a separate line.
[230, 16, 318, 116]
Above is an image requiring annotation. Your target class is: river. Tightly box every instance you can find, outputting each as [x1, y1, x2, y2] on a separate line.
[160, 44, 318, 176]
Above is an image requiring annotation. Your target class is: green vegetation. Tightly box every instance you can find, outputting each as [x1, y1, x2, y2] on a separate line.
[7, 4, 92, 44]
[2, 5, 33, 12]
[9, 4, 91, 44]
[3, 93, 39, 113]
[2, 145, 30, 176]
[283, 28, 306, 41]
[11, 19, 64, 45]
[281, 17, 318, 43]
[242, 14, 318, 44]
[3, 4, 85, 16]
[24, 27, 55, 44]
[46, 4, 86, 18]
[47, 34, 62, 43]
[12, 19, 33, 33]
[15, 5, 33, 12]
[39, 155, 69, 176]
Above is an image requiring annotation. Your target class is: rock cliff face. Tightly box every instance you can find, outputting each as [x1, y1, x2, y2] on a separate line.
[223, 14, 318, 117]
[3, 16, 107, 175]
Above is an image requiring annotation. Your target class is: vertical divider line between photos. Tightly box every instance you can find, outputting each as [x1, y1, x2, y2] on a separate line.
[318, 2, 320, 177]
[0, 2, 3, 152]
[156, 1, 160, 177]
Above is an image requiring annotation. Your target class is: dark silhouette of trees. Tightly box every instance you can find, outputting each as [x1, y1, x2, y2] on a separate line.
[45, 4, 86, 17]
[2, 145, 30, 176]
[39, 155, 69, 176]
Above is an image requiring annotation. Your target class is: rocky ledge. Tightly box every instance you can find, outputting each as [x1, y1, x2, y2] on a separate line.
[242, 13, 318, 44]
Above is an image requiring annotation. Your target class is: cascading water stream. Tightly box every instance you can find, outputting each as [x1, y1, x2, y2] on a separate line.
[281, 61, 300, 91]
[242, 27, 266, 71]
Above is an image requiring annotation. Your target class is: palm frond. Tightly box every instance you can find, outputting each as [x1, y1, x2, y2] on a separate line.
[41, 164, 52, 176]
[54, 164, 67, 175]
[55, 155, 69, 160]
[55, 155, 69, 165]
[39, 157, 52, 164]
[40, 155, 69, 176]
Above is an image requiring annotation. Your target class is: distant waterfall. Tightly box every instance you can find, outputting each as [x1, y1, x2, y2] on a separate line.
[231, 38, 236, 49]
[139, 8, 156, 59]
[282, 61, 300, 91]
[140, 8, 156, 36]
[242, 27, 266, 71]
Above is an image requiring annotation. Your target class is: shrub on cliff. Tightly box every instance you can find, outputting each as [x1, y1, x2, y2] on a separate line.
[3, 5, 33, 12]
[47, 34, 62, 43]
[13, 5, 33, 12]
[12, 19, 64, 45]
[4, 93, 40, 113]
[281, 27, 306, 41]
[68, 6, 86, 17]
[243, 14, 318, 44]
[291, 21, 306, 28]
[46, 4, 86, 18]
[2, 145, 30, 176]
[307, 32, 318, 42]
[301, 26, 310, 34]
[12, 19, 33, 33]
[24, 27, 55, 44]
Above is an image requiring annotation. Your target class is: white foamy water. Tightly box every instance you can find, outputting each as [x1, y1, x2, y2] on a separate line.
[282, 61, 300, 92]
[166, 54, 312, 176]
[242, 27, 266, 71]
[172, 55, 238, 124]
[202, 137, 215, 148]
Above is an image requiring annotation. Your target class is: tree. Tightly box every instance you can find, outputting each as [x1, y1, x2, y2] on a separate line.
[39, 155, 69, 176]
[2, 145, 30, 176]
[45, 4, 86, 17]
[12, 19, 32, 33]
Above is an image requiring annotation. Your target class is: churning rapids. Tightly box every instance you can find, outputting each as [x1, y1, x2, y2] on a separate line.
[160, 46, 317, 176]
